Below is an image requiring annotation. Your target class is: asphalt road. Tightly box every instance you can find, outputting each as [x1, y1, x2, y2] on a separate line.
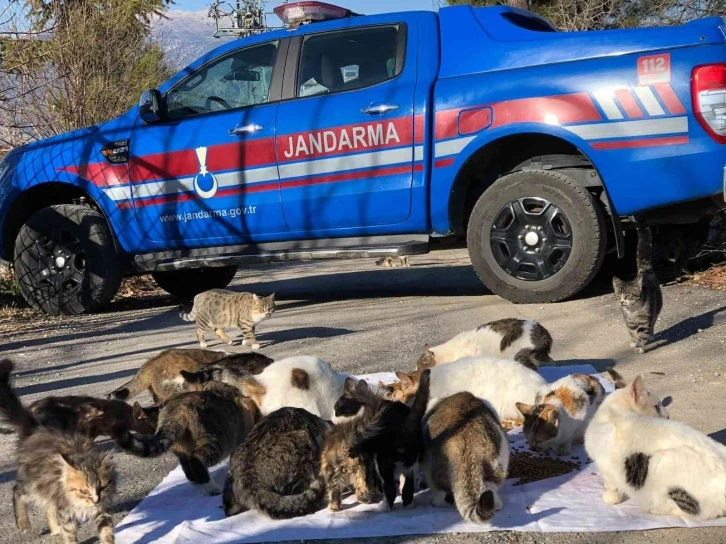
[0, 249, 725, 543]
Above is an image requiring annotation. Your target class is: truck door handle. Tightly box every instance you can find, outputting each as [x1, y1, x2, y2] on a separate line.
[229, 123, 263, 136]
[361, 103, 399, 115]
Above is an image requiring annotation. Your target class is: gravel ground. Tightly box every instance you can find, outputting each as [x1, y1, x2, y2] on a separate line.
[0, 248, 725, 543]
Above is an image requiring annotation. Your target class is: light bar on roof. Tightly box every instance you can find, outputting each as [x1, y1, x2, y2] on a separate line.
[273, 2, 356, 27]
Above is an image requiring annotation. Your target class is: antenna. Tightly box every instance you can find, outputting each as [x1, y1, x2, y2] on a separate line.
[208, 0, 281, 38]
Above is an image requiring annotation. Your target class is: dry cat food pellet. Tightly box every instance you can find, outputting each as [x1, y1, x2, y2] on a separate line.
[507, 452, 581, 486]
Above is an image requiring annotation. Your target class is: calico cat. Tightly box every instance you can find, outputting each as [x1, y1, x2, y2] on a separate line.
[386, 356, 546, 422]
[321, 378, 393, 512]
[416, 318, 553, 372]
[585, 374, 726, 519]
[0, 360, 117, 544]
[375, 256, 410, 268]
[223, 407, 330, 519]
[112, 382, 259, 495]
[28, 396, 158, 439]
[516, 373, 605, 455]
[422, 391, 509, 523]
[612, 225, 663, 354]
[180, 289, 275, 349]
[345, 379, 415, 512]
[178, 352, 274, 390]
[108, 348, 227, 403]
[238, 356, 350, 422]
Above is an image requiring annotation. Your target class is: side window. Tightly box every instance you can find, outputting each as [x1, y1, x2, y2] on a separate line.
[298, 26, 401, 98]
[166, 41, 279, 120]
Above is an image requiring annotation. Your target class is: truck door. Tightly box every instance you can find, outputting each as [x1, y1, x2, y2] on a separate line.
[127, 39, 287, 244]
[276, 22, 417, 232]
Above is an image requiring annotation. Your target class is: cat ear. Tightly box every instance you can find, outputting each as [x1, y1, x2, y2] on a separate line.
[545, 409, 559, 426]
[344, 377, 357, 395]
[268, 293, 275, 302]
[612, 276, 623, 290]
[60, 453, 78, 469]
[516, 402, 535, 417]
[133, 402, 146, 420]
[630, 375, 647, 404]
[355, 379, 369, 396]
[252, 293, 260, 301]
[424, 343, 430, 350]
[396, 372, 417, 390]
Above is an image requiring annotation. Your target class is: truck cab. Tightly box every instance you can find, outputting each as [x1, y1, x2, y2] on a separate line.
[1, 2, 724, 314]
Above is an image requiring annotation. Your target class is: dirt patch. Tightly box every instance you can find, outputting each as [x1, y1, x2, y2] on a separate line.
[683, 264, 726, 291]
[114, 275, 165, 300]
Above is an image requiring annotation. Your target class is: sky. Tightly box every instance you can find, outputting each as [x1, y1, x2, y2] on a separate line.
[173, 0, 437, 14]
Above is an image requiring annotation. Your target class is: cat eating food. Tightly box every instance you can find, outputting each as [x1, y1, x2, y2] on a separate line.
[112, 382, 259, 495]
[0, 360, 117, 544]
[516, 373, 605, 455]
[223, 407, 330, 519]
[415, 318, 553, 372]
[180, 289, 275, 349]
[586, 371, 726, 519]
[612, 225, 663, 354]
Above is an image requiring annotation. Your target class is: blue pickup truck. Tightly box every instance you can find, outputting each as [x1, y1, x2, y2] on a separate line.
[1, 2, 724, 315]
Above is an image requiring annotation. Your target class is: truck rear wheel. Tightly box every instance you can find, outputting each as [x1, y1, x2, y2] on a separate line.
[13, 204, 121, 315]
[152, 266, 238, 299]
[467, 170, 606, 303]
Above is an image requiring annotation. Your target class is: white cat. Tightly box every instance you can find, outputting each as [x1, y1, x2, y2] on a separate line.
[392, 356, 546, 422]
[239, 356, 350, 422]
[416, 319, 553, 372]
[585, 372, 726, 519]
[516, 373, 606, 455]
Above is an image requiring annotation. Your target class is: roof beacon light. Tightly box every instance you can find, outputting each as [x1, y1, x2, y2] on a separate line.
[273, 2, 357, 27]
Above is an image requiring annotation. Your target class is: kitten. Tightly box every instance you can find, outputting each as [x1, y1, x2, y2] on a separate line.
[112, 383, 259, 495]
[28, 396, 158, 439]
[416, 318, 553, 372]
[612, 225, 663, 354]
[387, 356, 546, 422]
[238, 356, 350, 422]
[0, 360, 116, 544]
[422, 391, 509, 523]
[108, 348, 227, 403]
[375, 256, 410, 268]
[585, 374, 726, 519]
[345, 380, 414, 512]
[180, 289, 275, 349]
[223, 407, 330, 519]
[177, 352, 274, 390]
[321, 378, 391, 512]
[516, 373, 605, 455]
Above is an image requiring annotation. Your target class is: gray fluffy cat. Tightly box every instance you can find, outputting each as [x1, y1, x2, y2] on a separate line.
[180, 289, 275, 349]
[0, 360, 117, 544]
[613, 226, 663, 354]
[223, 407, 330, 520]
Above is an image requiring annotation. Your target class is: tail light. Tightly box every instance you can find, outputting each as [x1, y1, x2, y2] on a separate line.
[692, 64, 726, 144]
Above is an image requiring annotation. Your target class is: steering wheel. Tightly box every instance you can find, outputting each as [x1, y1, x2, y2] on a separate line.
[205, 96, 233, 111]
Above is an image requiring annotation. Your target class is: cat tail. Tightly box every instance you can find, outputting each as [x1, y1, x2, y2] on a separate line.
[108, 370, 152, 400]
[0, 359, 37, 438]
[635, 225, 654, 274]
[451, 462, 504, 524]
[402, 369, 430, 435]
[252, 474, 326, 520]
[606, 368, 627, 389]
[179, 304, 197, 322]
[113, 422, 182, 458]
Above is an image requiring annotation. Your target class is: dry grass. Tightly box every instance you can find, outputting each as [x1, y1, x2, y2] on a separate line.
[683, 264, 726, 291]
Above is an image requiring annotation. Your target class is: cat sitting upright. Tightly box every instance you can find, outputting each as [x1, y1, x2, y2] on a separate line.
[415, 318, 553, 372]
[516, 373, 605, 455]
[585, 371, 726, 519]
[180, 289, 275, 349]
[612, 225, 663, 354]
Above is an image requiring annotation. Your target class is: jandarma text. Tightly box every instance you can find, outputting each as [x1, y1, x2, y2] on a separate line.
[159, 206, 258, 223]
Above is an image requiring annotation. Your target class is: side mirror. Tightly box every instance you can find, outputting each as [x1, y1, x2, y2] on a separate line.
[138, 89, 162, 124]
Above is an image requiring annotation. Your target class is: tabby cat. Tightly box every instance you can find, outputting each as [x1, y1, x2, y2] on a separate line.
[0, 360, 117, 544]
[612, 225, 663, 354]
[223, 407, 330, 519]
[178, 352, 274, 390]
[108, 348, 227, 403]
[422, 391, 509, 523]
[112, 382, 259, 495]
[180, 289, 275, 349]
[29, 396, 158, 439]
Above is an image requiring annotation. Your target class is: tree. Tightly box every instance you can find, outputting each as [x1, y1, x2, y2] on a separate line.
[445, 0, 726, 31]
[0, 0, 175, 148]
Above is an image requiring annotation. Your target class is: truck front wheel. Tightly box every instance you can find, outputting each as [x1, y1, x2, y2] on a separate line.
[467, 170, 606, 303]
[13, 204, 121, 315]
[152, 266, 238, 299]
